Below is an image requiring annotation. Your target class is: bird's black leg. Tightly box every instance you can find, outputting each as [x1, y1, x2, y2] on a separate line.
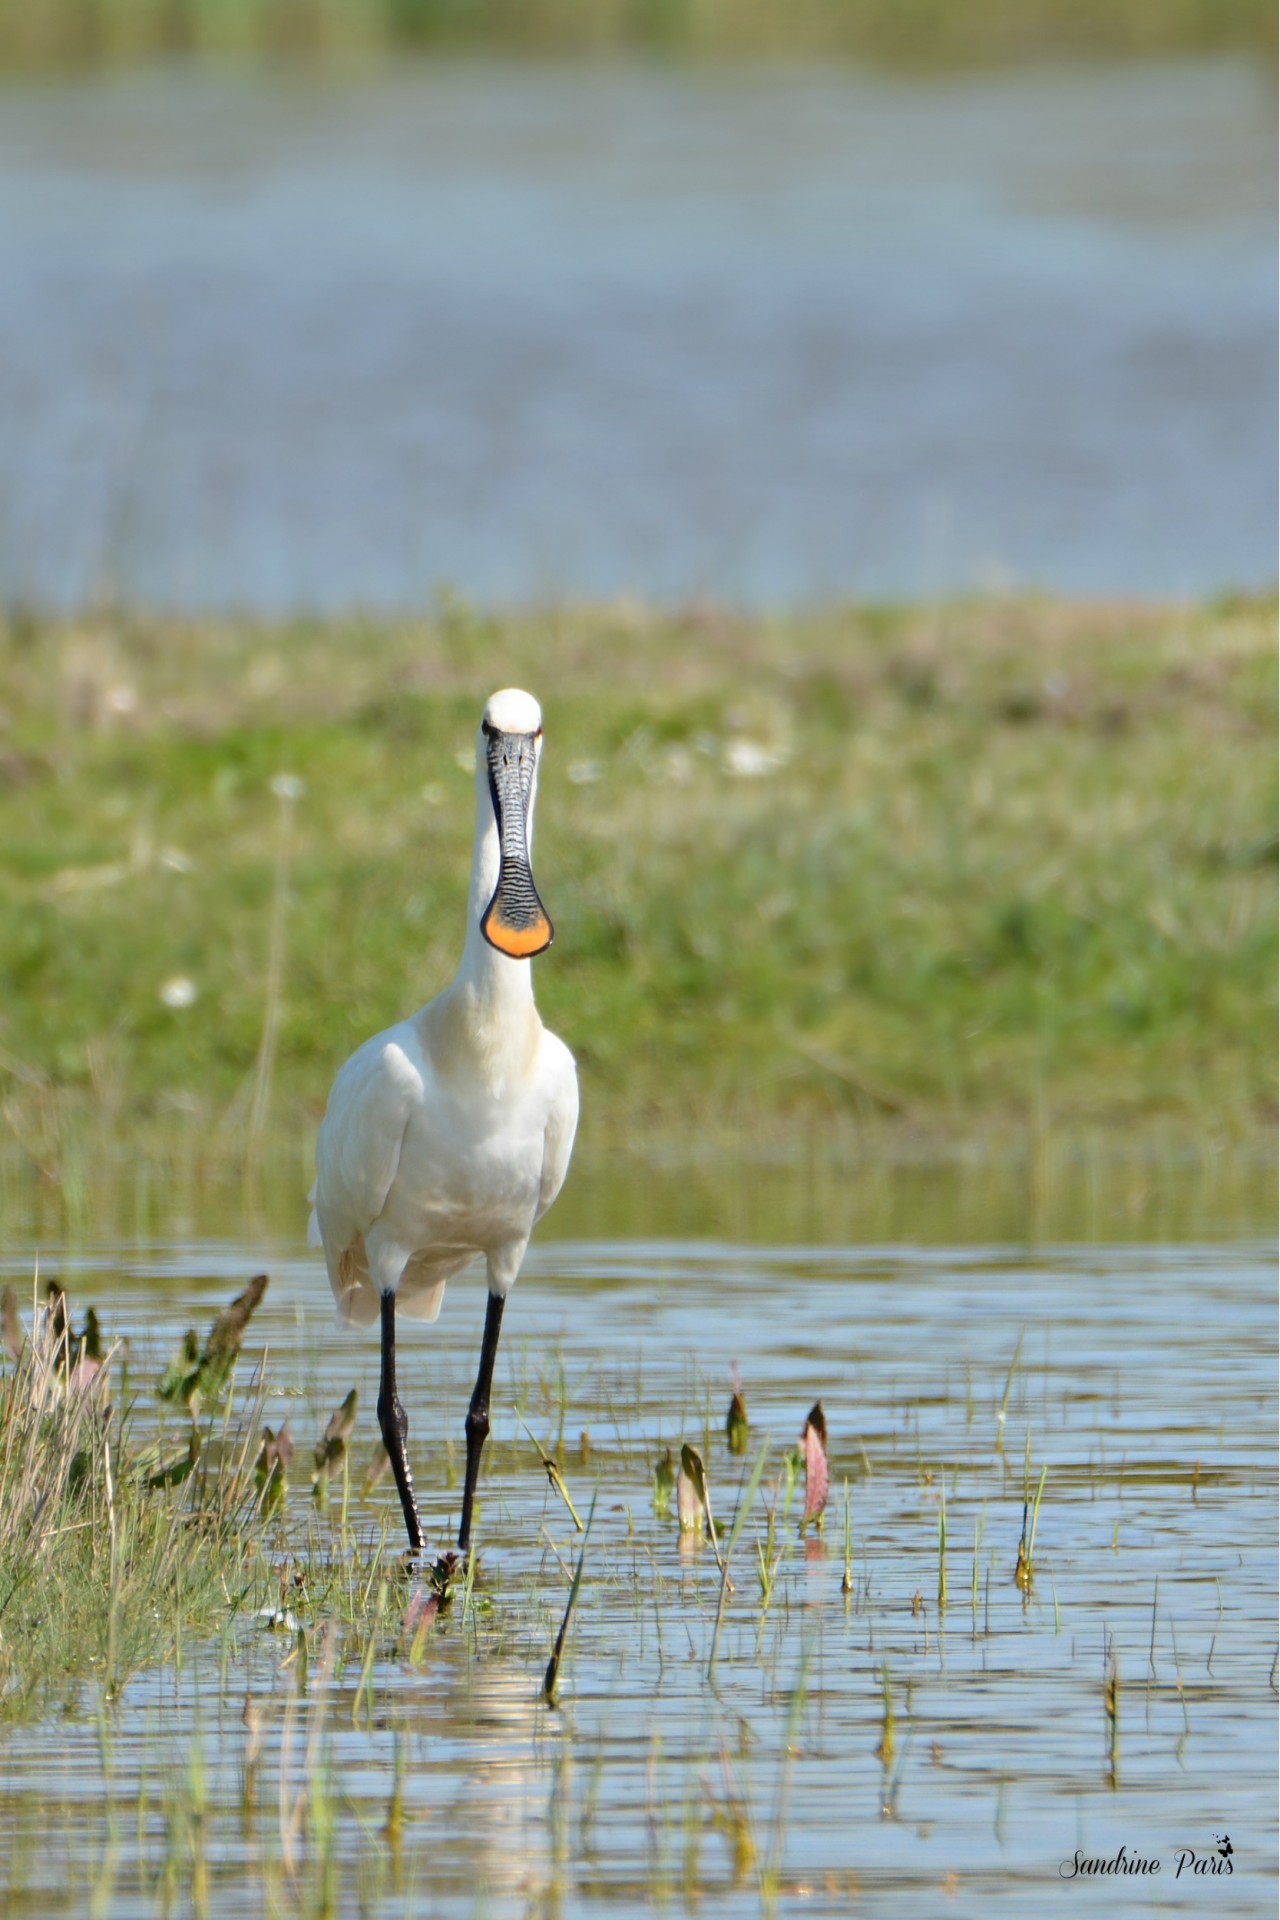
[458, 1291, 505, 1553]
[377, 1289, 424, 1554]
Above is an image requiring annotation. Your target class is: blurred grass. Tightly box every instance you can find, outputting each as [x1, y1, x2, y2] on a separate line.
[0, 597, 1273, 1177]
[0, 0, 1272, 73]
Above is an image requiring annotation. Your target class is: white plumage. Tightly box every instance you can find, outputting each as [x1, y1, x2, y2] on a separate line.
[310, 1000, 576, 1327]
[308, 687, 578, 1553]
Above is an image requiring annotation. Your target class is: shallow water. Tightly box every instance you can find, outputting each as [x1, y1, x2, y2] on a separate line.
[0, 1207, 1274, 1916]
[0, 58, 1274, 609]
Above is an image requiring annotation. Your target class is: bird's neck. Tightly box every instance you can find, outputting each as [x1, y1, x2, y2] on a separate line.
[448, 779, 538, 1035]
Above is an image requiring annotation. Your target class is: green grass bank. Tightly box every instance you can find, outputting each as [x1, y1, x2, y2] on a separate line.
[1, 0, 1272, 75]
[0, 597, 1272, 1181]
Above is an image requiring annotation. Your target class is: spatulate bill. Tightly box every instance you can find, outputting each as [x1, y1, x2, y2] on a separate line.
[481, 725, 553, 958]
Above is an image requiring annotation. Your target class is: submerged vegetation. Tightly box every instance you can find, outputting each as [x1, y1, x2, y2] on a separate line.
[0, 0, 1272, 72]
[0, 598, 1272, 1192]
[0, 1243, 1273, 1915]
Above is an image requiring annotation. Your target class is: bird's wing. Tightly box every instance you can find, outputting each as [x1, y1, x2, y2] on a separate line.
[313, 1033, 425, 1256]
[535, 1038, 580, 1223]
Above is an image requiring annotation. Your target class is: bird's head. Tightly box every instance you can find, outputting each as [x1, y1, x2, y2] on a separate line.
[476, 689, 553, 959]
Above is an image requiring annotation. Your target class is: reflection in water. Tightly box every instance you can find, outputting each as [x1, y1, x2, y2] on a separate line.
[0, 1211, 1273, 1917]
[342, 1647, 561, 1907]
[0, 60, 1272, 609]
[0, 1130, 1273, 1261]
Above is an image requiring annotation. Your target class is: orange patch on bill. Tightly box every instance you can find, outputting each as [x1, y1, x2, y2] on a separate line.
[482, 907, 553, 957]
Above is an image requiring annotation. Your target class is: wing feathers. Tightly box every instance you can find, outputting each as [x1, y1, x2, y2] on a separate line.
[536, 1044, 580, 1222]
[313, 1034, 424, 1307]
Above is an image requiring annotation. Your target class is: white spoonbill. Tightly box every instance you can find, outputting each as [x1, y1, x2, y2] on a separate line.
[309, 688, 579, 1555]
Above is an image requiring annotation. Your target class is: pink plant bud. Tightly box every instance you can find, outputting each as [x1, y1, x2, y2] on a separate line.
[802, 1401, 828, 1526]
[402, 1587, 439, 1647]
[676, 1466, 703, 1533]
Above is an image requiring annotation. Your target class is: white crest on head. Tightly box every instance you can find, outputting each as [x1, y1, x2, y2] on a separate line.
[483, 688, 542, 736]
